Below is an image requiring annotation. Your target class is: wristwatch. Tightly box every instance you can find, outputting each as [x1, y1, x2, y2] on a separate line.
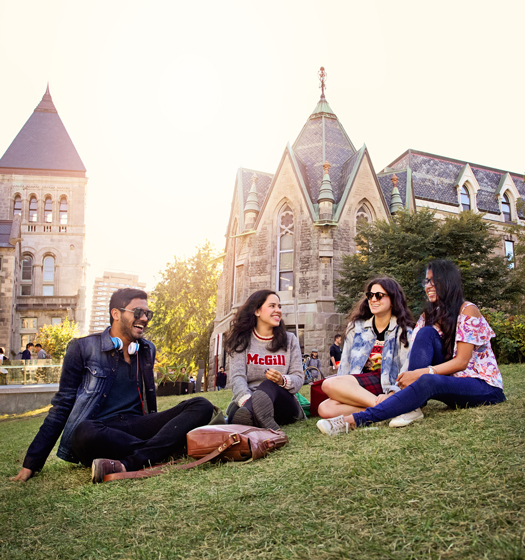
[428, 365, 437, 375]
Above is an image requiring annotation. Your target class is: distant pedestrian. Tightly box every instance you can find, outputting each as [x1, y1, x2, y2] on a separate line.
[329, 335, 342, 371]
[216, 366, 227, 390]
[21, 343, 34, 361]
[35, 344, 49, 359]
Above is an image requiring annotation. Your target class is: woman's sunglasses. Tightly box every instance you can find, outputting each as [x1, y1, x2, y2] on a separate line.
[365, 291, 388, 301]
[421, 278, 435, 288]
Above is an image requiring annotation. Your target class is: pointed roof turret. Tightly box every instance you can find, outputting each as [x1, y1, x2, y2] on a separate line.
[317, 161, 335, 203]
[244, 173, 260, 214]
[390, 174, 404, 214]
[292, 68, 357, 205]
[0, 85, 86, 177]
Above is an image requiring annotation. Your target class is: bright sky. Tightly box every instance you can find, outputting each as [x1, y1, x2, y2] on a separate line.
[1, 0, 524, 293]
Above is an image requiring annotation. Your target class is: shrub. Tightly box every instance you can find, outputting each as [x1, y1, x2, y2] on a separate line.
[481, 309, 525, 364]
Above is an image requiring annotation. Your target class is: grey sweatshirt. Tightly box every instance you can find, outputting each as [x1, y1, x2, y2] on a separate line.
[229, 331, 304, 406]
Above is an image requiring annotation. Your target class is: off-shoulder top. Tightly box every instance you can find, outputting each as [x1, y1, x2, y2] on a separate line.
[412, 302, 503, 389]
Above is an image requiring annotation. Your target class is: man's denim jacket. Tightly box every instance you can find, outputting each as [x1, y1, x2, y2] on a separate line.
[337, 316, 412, 394]
[23, 327, 157, 473]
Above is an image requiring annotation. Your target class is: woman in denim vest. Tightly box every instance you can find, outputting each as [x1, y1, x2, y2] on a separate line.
[318, 277, 415, 422]
[318, 261, 506, 436]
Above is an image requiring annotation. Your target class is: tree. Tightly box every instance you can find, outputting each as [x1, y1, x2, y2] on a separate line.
[35, 318, 79, 359]
[336, 208, 525, 316]
[147, 242, 221, 371]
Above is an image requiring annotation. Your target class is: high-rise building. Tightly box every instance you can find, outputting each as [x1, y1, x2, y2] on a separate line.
[0, 86, 87, 356]
[89, 271, 147, 334]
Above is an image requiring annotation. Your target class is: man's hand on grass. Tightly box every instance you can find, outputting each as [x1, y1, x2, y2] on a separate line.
[10, 467, 33, 482]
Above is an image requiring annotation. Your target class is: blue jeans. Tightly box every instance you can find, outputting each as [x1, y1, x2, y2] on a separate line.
[352, 326, 505, 427]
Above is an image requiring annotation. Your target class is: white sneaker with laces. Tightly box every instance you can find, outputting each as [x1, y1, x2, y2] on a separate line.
[388, 408, 424, 428]
[317, 415, 350, 436]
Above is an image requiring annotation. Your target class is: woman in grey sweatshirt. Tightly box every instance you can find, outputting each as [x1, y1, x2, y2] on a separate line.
[224, 290, 305, 430]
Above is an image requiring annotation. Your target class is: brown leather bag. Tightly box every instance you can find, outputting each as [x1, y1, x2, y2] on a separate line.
[104, 425, 288, 482]
[187, 424, 288, 461]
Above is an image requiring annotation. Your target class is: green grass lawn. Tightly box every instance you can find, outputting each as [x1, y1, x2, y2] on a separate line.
[1, 365, 524, 560]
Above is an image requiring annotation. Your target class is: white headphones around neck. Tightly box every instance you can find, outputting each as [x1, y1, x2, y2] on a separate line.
[110, 336, 139, 355]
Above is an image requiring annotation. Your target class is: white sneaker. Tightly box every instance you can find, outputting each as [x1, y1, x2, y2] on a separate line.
[317, 415, 350, 436]
[388, 408, 424, 428]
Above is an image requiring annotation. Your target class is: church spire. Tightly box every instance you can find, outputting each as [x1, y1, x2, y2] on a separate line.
[389, 174, 403, 214]
[244, 173, 260, 230]
[318, 161, 335, 221]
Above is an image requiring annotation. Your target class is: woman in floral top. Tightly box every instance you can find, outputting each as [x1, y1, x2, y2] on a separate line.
[317, 260, 506, 435]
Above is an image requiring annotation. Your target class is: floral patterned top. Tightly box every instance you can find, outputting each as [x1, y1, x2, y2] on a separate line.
[412, 303, 503, 389]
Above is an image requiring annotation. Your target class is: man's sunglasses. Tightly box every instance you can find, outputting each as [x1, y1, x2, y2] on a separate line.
[365, 291, 388, 301]
[120, 307, 154, 321]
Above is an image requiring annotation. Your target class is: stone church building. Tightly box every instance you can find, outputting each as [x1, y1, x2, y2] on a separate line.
[0, 86, 87, 357]
[210, 71, 524, 372]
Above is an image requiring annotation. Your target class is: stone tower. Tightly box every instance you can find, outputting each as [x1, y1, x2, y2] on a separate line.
[0, 86, 88, 354]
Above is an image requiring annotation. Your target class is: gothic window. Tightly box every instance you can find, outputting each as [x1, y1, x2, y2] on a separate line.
[502, 193, 511, 222]
[460, 186, 470, 211]
[356, 204, 372, 228]
[231, 223, 239, 307]
[13, 196, 22, 217]
[44, 197, 53, 223]
[21, 256, 33, 295]
[504, 240, 515, 269]
[60, 197, 68, 225]
[43, 256, 55, 296]
[277, 205, 294, 291]
[29, 196, 38, 222]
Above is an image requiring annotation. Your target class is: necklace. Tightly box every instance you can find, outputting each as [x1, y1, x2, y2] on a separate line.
[253, 328, 274, 341]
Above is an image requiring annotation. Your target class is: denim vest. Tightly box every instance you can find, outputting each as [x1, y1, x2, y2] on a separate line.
[337, 317, 412, 394]
[23, 327, 156, 472]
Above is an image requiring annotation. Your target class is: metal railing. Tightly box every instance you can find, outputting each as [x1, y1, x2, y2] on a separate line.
[0, 360, 63, 385]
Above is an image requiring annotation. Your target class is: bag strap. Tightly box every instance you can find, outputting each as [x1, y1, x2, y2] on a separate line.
[103, 432, 242, 482]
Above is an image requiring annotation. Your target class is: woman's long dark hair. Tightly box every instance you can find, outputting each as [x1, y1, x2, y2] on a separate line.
[423, 259, 464, 360]
[224, 290, 288, 355]
[346, 277, 415, 347]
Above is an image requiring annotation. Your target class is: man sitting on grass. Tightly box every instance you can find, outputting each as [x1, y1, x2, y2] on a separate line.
[11, 288, 213, 483]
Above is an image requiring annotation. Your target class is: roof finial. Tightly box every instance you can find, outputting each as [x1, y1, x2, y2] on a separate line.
[318, 67, 327, 100]
[391, 174, 398, 188]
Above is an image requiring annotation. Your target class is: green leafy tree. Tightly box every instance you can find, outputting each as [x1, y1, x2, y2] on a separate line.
[35, 318, 79, 359]
[336, 208, 525, 316]
[148, 242, 221, 371]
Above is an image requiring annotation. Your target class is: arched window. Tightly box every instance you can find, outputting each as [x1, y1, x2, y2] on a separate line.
[13, 196, 22, 217]
[21, 256, 33, 296]
[460, 185, 470, 211]
[277, 205, 294, 291]
[29, 197, 38, 222]
[356, 204, 372, 228]
[43, 256, 55, 296]
[44, 197, 53, 223]
[502, 193, 511, 222]
[60, 197, 68, 225]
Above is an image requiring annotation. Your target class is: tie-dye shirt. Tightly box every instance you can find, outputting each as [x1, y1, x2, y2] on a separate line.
[412, 303, 503, 389]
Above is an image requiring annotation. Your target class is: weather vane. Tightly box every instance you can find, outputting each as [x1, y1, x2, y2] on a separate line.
[318, 67, 327, 98]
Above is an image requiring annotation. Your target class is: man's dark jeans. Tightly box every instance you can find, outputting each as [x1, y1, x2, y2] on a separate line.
[71, 397, 213, 471]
